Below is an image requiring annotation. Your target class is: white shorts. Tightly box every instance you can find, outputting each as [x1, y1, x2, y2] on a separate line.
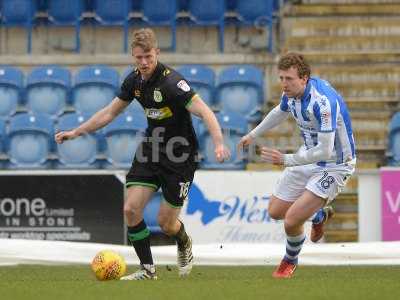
[273, 161, 355, 203]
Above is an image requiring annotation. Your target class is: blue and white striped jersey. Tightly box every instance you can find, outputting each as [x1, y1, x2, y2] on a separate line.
[279, 77, 356, 165]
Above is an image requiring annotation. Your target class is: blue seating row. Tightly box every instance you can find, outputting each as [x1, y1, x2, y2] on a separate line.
[0, 110, 249, 170]
[0, 64, 265, 122]
[0, 0, 280, 52]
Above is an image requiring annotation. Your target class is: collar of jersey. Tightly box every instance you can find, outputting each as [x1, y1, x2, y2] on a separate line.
[300, 79, 312, 102]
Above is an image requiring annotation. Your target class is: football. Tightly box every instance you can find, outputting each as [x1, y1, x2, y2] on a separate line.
[91, 250, 127, 280]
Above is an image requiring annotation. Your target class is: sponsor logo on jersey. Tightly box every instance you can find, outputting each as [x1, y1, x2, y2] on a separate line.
[153, 88, 163, 102]
[177, 80, 190, 92]
[163, 69, 171, 76]
[145, 107, 173, 120]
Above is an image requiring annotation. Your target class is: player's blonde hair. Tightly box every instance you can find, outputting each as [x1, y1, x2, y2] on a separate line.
[131, 28, 158, 51]
[278, 52, 311, 79]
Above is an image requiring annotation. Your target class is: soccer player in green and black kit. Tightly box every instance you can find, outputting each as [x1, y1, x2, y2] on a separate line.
[55, 28, 230, 280]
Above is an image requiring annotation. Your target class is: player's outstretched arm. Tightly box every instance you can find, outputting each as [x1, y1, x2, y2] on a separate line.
[55, 97, 129, 144]
[237, 134, 254, 152]
[186, 95, 230, 162]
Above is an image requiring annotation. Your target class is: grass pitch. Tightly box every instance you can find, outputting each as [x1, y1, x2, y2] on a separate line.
[1, 265, 399, 300]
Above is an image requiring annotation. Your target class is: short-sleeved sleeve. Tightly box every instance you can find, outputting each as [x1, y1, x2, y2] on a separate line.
[166, 76, 196, 108]
[118, 74, 135, 102]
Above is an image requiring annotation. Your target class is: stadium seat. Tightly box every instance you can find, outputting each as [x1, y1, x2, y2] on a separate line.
[178, 0, 189, 11]
[0, 66, 24, 117]
[387, 112, 400, 166]
[177, 65, 216, 106]
[125, 100, 145, 115]
[47, 0, 83, 53]
[103, 111, 147, 169]
[0, 117, 6, 151]
[120, 66, 134, 83]
[199, 111, 247, 169]
[226, 0, 237, 11]
[236, 0, 274, 52]
[7, 113, 53, 169]
[142, 0, 178, 51]
[216, 65, 264, 122]
[191, 115, 203, 138]
[143, 192, 162, 233]
[73, 65, 119, 115]
[93, 0, 130, 52]
[188, 0, 225, 52]
[0, 118, 5, 168]
[55, 113, 99, 169]
[0, 0, 36, 53]
[26, 66, 71, 117]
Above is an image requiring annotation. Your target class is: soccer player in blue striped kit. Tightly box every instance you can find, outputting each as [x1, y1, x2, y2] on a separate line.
[238, 52, 356, 278]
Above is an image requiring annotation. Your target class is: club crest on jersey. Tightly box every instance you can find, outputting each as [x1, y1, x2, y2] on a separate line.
[177, 80, 190, 92]
[153, 88, 163, 102]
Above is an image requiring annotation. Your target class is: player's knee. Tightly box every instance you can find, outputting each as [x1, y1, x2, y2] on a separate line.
[268, 204, 285, 220]
[284, 215, 302, 232]
[157, 215, 173, 234]
[123, 201, 141, 217]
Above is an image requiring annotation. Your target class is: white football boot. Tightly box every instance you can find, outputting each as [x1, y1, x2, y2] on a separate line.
[120, 264, 157, 280]
[177, 236, 193, 277]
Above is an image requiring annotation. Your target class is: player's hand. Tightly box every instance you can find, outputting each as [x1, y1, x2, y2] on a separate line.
[260, 147, 284, 165]
[215, 144, 231, 163]
[55, 130, 79, 144]
[237, 134, 254, 152]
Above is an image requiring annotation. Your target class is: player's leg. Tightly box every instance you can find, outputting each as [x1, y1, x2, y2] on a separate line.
[121, 185, 158, 280]
[158, 202, 193, 276]
[310, 205, 334, 242]
[268, 195, 293, 220]
[121, 154, 161, 281]
[307, 166, 354, 242]
[273, 190, 325, 279]
[158, 159, 196, 277]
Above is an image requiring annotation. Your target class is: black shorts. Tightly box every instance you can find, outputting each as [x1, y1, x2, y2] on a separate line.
[126, 151, 198, 208]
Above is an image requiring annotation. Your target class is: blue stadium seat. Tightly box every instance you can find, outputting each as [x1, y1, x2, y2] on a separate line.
[191, 115, 203, 138]
[120, 66, 134, 83]
[236, 0, 274, 52]
[177, 65, 215, 106]
[103, 111, 147, 169]
[0, 118, 5, 168]
[0, 118, 6, 152]
[387, 112, 400, 166]
[178, 0, 189, 11]
[142, 0, 178, 51]
[93, 0, 130, 52]
[1, 0, 36, 53]
[73, 65, 119, 115]
[26, 66, 71, 117]
[125, 100, 145, 115]
[0, 66, 24, 117]
[143, 192, 162, 233]
[56, 113, 99, 169]
[216, 65, 264, 122]
[188, 0, 225, 52]
[226, 0, 237, 10]
[7, 113, 53, 169]
[47, 0, 83, 53]
[200, 110, 247, 169]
